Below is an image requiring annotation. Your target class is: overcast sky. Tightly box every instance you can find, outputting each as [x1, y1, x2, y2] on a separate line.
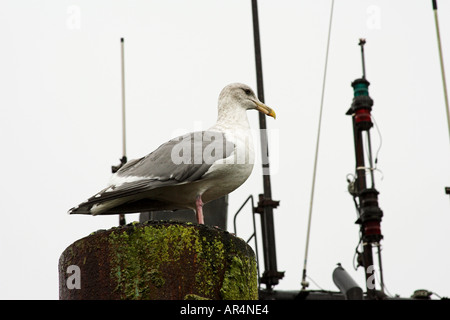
[1, 0, 449, 299]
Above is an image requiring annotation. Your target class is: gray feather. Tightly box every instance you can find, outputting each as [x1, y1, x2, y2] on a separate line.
[69, 131, 235, 214]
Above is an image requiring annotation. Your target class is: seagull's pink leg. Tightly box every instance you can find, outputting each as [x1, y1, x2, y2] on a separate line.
[195, 195, 204, 225]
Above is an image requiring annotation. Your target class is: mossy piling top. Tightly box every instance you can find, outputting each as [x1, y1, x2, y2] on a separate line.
[59, 220, 258, 300]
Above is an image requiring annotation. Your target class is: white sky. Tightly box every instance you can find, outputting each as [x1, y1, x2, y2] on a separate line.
[1, 0, 449, 299]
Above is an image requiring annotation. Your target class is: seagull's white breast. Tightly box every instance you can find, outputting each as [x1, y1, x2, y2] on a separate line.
[198, 126, 255, 203]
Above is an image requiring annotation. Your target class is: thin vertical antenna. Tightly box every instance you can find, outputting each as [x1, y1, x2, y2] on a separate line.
[120, 38, 127, 159]
[359, 38, 367, 79]
[432, 0, 450, 143]
[301, 0, 335, 290]
[119, 38, 127, 226]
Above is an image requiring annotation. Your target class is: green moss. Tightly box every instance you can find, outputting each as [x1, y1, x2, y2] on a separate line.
[220, 255, 258, 300]
[106, 222, 257, 300]
[149, 269, 165, 288]
[184, 294, 210, 300]
[108, 223, 199, 299]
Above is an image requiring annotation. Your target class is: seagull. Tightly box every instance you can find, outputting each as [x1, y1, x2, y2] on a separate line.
[68, 83, 276, 224]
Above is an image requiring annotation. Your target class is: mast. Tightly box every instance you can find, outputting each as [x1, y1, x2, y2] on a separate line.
[250, 0, 284, 290]
[346, 39, 384, 299]
[112, 37, 128, 226]
[120, 37, 127, 163]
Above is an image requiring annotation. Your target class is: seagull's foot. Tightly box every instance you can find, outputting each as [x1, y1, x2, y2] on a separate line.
[195, 195, 204, 225]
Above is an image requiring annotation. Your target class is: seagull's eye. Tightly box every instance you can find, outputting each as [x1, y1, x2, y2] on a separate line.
[243, 88, 252, 95]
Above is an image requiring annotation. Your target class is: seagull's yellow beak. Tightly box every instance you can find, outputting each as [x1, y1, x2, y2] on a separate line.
[252, 99, 276, 119]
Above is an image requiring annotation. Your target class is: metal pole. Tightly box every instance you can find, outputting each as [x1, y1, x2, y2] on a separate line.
[432, 0, 450, 144]
[346, 40, 384, 299]
[301, 0, 335, 290]
[251, 0, 283, 290]
[120, 38, 127, 160]
[359, 38, 367, 79]
[376, 243, 385, 294]
[352, 117, 376, 298]
[119, 37, 127, 226]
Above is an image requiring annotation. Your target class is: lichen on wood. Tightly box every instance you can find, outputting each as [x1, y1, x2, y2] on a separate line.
[59, 220, 258, 300]
[220, 255, 258, 299]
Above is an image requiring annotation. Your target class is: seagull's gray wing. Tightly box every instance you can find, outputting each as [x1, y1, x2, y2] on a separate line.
[69, 131, 234, 214]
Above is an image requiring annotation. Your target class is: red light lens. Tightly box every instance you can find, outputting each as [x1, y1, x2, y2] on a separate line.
[355, 108, 371, 123]
[364, 220, 381, 235]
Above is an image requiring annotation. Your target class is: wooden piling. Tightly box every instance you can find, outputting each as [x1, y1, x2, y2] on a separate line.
[58, 221, 258, 300]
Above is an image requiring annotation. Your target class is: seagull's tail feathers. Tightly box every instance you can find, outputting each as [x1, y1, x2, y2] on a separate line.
[67, 179, 190, 216]
[68, 198, 128, 215]
[68, 197, 185, 216]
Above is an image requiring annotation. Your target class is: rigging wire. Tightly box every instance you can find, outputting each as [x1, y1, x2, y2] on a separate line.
[371, 113, 383, 168]
[361, 113, 385, 187]
[301, 0, 335, 290]
[352, 234, 363, 271]
[432, 0, 450, 144]
[347, 113, 384, 198]
[306, 275, 326, 291]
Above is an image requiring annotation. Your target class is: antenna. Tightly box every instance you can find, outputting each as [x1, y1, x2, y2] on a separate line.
[251, 0, 284, 291]
[111, 37, 128, 226]
[120, 38, 127, 161]
[431, 0, 450, 197]
[301, 0, 335, 291]
[359, 38, 367, 79]
[432, 0, 450, 143]
[346, 39, 385, 299]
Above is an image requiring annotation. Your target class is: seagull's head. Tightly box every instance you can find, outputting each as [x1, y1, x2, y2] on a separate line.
[218, 83, 276, 119]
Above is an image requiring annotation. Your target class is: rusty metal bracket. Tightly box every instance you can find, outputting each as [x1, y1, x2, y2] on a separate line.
[254, 194, 280, 214]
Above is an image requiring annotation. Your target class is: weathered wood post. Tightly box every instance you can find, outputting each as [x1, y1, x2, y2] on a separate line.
[59, 221, 258, 300]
